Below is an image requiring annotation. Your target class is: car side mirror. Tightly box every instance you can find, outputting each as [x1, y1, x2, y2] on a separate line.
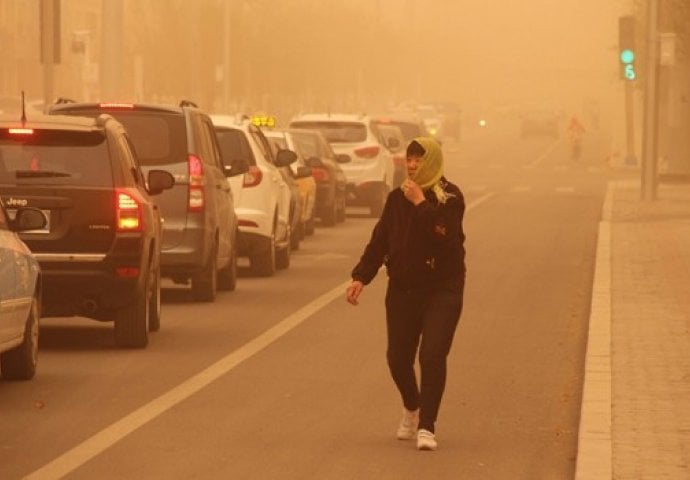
[295, 166, 312, 178]
[11, 207, 47, 232]
[306, 156, 324, 168]
[275, 149, 298, 167]
[147, 169, 175, 195]
[335, 154, 351, 164]
[225, 158, 250, 177]
[386, 137, 401, 150]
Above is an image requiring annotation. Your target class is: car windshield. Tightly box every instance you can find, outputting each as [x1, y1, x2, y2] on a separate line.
[290, 121, 366, 143]
[0, 129, 112, 187]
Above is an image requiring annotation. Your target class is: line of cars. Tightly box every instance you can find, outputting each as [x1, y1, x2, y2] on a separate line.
[0, 100, 352, 380]
[0, 100, 423, 380]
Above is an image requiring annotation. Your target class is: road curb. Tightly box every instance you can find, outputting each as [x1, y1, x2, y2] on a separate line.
[574, 181, 614, 480]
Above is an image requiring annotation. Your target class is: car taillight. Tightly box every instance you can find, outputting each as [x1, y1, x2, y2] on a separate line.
[98, 103, 134, 109]
[8, 128, 34, 135]
[311, 167, 330, 182]
[243, 165, 263, 188]
[116, 190, 142, 232]
[188, 154, 205, 212]
[354, 145, 380, 159]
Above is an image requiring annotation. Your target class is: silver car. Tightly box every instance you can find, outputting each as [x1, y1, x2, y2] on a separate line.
[0, 199, 45, 380]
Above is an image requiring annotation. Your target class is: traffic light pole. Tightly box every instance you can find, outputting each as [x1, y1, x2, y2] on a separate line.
[641, 0, 660, 201]
[624, 80, 636, 166]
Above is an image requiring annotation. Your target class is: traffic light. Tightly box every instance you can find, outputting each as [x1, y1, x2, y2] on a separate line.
[619, 15, 636, 80]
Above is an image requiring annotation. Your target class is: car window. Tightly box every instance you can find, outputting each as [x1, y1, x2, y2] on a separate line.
[194, 117, 220, 170]
[290, 121, 366, 143]
[0, 129, 113, 187]
[249, 126, 274, 164]
[215, 128, 256, 166]
[76, 111, 187, 167]
[114, 135, 143, 186]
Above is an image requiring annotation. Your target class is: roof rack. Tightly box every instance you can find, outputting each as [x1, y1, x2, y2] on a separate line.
[179, 100, 198, 108]
[55, 97, 77, 104]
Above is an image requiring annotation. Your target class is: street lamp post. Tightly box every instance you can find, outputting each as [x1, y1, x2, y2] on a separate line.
[641, 0, 660, 201]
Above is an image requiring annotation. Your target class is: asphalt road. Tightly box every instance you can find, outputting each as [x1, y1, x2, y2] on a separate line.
[1, 122, 621, 479]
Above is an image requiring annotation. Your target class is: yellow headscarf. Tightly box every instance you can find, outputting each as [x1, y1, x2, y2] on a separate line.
[409, 136, 448, 204]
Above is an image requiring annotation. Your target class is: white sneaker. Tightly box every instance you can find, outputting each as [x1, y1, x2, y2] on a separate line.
[396, 408, 419, 440]
[416, 429, 437, 451]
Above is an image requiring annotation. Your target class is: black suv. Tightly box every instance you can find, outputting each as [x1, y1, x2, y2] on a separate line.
[49, 101, 246, 302]
[0, 114, 174, 348]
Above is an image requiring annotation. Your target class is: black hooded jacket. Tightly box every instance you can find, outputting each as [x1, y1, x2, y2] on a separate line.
[351, 178, 465, 291]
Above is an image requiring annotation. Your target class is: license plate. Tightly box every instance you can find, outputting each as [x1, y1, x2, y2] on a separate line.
[7, 209, 51, 234]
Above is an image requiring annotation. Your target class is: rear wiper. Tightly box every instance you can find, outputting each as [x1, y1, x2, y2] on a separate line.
[15, 170, 72, 178]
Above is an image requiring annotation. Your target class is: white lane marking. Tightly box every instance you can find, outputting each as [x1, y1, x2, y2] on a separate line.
[26, 195, 494, 480]
[525, 138, 563, 169]
[575, 181, 613, 479]
[24, 283, 350, 480]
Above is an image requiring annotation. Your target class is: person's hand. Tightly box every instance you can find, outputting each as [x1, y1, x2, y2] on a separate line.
[401, 179, 424, 205]
[346, 280, 364, 305]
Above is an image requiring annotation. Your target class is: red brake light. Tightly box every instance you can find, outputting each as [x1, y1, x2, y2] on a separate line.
[354, 145, 380, 159]
[116, 190, 142, 232]
[243, 165, 263, 188]
[98, 103, 134, 109]
[188, 154, 205, 212]
[311, 167, 330, 182]
[8, 128, 34, 135]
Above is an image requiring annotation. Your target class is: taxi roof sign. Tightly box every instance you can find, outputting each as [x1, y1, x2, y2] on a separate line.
[251, 115, 276, 128]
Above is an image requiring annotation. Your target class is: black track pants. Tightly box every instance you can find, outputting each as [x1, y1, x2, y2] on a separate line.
[385, 280, 464, 433]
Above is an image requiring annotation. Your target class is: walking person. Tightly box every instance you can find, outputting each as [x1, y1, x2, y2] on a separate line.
[345, 137, 466, 451]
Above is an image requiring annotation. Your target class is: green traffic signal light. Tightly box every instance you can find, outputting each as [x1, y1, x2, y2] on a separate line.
[620, 49, 635, 64]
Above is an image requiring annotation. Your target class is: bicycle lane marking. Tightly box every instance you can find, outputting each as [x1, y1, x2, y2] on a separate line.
[24, 192, 495, 480]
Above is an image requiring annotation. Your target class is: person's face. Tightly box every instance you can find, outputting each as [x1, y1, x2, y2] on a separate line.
[407, 154, 423, 179]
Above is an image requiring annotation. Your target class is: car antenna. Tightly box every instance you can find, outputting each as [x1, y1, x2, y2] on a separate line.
[20, 91, 27, 126]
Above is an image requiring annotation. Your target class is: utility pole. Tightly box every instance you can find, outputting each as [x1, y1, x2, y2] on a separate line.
[101, 0, 124, 100]
[641, 0, 660, 201]
[40, 0, 60, 109]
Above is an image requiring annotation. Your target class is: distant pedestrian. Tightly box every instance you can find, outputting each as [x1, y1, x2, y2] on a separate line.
[345, 137, 466, 451]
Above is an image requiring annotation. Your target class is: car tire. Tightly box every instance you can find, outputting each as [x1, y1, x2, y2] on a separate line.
[217, 245, 237, 292]
[321, 202, 337, 226]
[114, 272, 150, 348]
[276, 225, 291, 270]
[369, 183, 388, 218]
[290, 222, 301, 250]
[192, 250, 218, 302]
[336, 194, 346, 223]
[305, 217, 315, 236]
[251, 229, 276, 277]
[148, 264, 161, 332]
[0, 295, 39, 380]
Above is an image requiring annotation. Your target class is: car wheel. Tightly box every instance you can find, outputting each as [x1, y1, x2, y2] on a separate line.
[217, 244, 237, 292]
[251, 229, 276, 277]
[321, 201, 337, 226]
[276, 225, 291, 270]
[192, 249, 218, 302]
[148, 264, 161, 332]
[115, 271, 150, 348]
[336, 194, 346, 223]
[369, 183, 388, 218]
[305, 217, 315, 236]
[0, 295, 39, 380]
[290, 222, 302, 250]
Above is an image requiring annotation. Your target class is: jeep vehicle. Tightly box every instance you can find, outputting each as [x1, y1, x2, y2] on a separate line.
[0, 114, 174, 348]
[49, 101, 245, 301]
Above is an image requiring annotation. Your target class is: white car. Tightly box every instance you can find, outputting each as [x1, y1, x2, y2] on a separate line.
[0, 201, 45, 380]
[212, 115, 295, 276]
[289, 113, 395, 217]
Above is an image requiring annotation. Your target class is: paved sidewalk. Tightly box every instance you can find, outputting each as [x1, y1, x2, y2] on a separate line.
[576, 180, 690, 479]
